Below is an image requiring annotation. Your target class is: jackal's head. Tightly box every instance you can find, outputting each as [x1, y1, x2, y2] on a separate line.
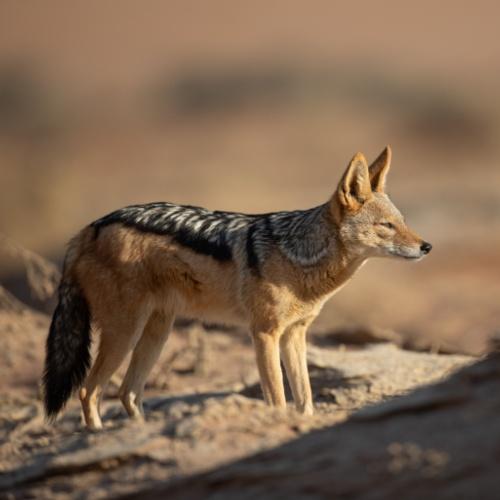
[332, 147, 432, 261]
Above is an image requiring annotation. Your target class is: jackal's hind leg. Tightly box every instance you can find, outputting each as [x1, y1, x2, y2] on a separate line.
[80, 310, 148, 430]
[119, 310, 173, 419]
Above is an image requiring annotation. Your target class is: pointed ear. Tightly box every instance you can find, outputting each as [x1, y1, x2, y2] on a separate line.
[369, 145, 391, 193]
[337, 152, 372, 211]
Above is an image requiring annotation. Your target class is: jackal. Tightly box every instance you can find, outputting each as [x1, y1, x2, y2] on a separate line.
[43, 147, 431, 429]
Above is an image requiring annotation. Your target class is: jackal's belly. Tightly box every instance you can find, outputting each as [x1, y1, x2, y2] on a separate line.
[167, 264, 249, 327]
[176, 292, 249, 327]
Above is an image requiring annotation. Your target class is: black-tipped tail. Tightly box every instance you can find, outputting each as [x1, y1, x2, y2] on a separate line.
[43, 278, 91, 420]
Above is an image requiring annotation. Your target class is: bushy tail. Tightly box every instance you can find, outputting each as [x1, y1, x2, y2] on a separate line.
[43, 275, 91, 420]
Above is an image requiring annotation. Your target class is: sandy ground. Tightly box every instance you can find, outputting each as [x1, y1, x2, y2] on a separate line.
[0, 248, 477, 498]
[0, 297, 472, 499]
[140, 350, 500, 500]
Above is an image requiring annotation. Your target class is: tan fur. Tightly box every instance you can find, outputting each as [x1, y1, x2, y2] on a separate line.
[61, 147, 429, 429]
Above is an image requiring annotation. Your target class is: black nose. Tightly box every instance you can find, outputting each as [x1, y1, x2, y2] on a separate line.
[420, 241, 432, 254]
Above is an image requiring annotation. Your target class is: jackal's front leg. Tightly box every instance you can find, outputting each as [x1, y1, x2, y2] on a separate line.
[252, 330, 286, 409]
[280, 320, 313, 415]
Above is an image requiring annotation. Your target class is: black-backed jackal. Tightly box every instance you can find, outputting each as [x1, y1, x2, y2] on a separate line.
[43, 147, 431, 429]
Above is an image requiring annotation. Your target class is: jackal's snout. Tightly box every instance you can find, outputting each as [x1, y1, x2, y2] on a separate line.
[420, 241, 432, 255]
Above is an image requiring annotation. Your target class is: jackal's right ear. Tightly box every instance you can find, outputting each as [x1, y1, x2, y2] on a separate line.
[368, 146, 391, 193]
[337, 152, 372, 211]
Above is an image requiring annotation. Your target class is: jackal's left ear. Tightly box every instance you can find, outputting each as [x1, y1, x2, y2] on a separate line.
[368, 146, 391, 192]
[337, 152, 372, 211]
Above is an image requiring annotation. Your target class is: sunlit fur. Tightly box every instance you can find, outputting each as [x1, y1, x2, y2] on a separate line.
[43, 146, 431, 429]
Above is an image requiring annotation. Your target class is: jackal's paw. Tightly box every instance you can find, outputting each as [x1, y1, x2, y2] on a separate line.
[296, 404, 314, 416]
[120, 391, 145, 420]
[86, 419, 104, 432]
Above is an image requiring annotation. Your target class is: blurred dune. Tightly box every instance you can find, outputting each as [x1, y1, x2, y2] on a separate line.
[1, 1, 499, 352]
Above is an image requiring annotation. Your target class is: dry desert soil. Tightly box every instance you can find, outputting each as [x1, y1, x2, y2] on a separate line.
[1, 245, 499, 499]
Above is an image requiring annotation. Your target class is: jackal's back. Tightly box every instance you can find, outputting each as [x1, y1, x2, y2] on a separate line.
[91, 201, 331, 273]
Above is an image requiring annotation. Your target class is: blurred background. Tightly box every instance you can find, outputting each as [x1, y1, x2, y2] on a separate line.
[1, 0, 499, 354]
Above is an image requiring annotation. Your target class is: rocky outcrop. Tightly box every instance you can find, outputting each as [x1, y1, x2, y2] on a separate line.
[0, 341, 472, 499]
[131, 350, 500, 500]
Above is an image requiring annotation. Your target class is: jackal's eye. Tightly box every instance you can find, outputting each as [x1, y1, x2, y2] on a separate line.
[378, 222, 395, 229]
